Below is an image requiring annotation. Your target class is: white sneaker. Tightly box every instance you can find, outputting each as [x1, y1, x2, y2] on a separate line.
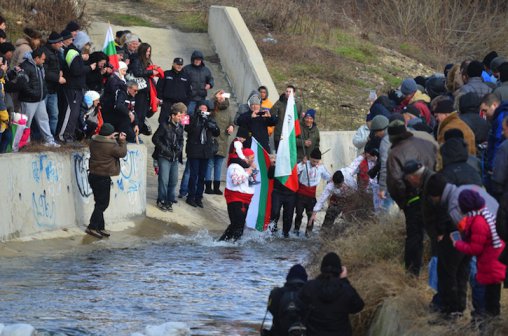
[44, 140, 61, 148]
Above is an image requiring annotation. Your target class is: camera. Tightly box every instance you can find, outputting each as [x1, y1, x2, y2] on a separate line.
[201, 111, 210, 118]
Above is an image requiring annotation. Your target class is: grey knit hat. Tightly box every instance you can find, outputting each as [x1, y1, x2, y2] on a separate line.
[370, 115, 389, 131]
[400, 78, 417, 96]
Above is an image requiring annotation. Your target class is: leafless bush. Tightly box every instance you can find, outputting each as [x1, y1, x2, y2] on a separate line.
[2, 0, 88, 39]
[360, 0, 508, 63]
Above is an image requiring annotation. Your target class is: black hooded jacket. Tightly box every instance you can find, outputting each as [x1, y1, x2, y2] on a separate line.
[459, 93, 489, 144]
[268, 279, 307, 336]
[440, 138, 482, 186]
[298, 275, 364, 336]
[185, 112, 220, 159]
[182, 50, 214, 101]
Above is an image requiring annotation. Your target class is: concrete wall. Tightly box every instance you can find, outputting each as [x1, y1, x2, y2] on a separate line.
[0, 145, 146, 241]
[208, 6, 279, 105]
[320, 131, 357, 173]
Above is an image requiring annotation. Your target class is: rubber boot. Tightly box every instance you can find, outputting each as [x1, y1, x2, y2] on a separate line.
[213, 181, 223, 195]
[204, 180, 214, 194]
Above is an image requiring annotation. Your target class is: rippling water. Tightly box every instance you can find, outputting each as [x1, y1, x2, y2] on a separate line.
[0, 229, 316, 335]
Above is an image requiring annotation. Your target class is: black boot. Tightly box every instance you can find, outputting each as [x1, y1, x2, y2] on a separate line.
[204, 180, 214, 194]
[213, 181, 223, 195]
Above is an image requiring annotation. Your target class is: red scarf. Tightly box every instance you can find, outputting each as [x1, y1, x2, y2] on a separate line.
[147, 65, 164, 113]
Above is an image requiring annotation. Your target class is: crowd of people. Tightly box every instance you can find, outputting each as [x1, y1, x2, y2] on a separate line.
[2, 14, 508, 331]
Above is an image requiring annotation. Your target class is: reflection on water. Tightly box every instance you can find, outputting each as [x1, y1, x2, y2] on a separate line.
[0, 229, 316, 335]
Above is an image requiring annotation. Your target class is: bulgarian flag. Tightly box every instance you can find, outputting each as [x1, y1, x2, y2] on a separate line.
[246, 137, 273, 231]
[274, 92, 300, 192]
[103, 25, 119, 70]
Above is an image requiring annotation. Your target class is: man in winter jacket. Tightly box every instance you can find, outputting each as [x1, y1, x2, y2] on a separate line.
[493, 63, 508, 101]
[86, 123, 127, 238]
[296, 109, 320, 161]
[18, 48, 59, 147]
[152, 103, 186, 211]
[386, 120, 436, 276]
[58, 31, 96, 143]
[440, 137, 482, 187]
[265, 264, 308, 336]
[41, 32, 65, 136]
[458, 92, 489, 145]
[491, 117, 508, 267]
[299, 252, 364, 336]
[183, 50, 214, 116]
[457, 60, 492, 109]
[156, 57, 191, 124]
[185, 102, 220, 208]
[481, 94, 508, 181]
[271, 86, 303, 150]
[237, 94, 277, 153]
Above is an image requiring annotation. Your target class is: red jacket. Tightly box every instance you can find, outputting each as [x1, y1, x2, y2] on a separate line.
[455, 215, 506, 285]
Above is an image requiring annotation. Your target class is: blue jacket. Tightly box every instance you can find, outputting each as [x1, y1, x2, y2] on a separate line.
[487, 101, 508, 171]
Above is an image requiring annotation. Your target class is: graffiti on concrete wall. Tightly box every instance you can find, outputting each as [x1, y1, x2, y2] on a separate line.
[73, 153, 92, 199]
[31, 154, 63, 228]
[117, 149, 142, 204]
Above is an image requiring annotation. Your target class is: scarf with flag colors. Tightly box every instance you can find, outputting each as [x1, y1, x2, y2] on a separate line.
[274, 92, 300, 192]
[245, 137, 273, 231]
[103, 25, 119, 70]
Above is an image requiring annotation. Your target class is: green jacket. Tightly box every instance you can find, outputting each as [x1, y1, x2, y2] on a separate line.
[296, 120, 320, 161]
[211, 98, 234, 157]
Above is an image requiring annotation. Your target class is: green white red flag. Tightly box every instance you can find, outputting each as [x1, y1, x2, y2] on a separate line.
[245, 137, 273, 231]
[274, 92, 300, 192]
[103, 25, 119, 70]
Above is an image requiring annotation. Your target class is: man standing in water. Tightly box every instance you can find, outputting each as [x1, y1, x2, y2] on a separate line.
[219, 148, 256, 242]
[86, 123, 127, 238]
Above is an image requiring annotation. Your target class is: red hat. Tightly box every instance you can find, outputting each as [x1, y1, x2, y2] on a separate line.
[242, 148, 255, 157]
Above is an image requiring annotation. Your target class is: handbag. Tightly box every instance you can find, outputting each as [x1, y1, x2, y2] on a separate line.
[125, 73, 147, 90]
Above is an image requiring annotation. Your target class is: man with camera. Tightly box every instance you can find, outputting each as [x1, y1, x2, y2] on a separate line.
[184, 101, 220, 208]
[236, 94, 278, 152]
[86, 123, 127, 238]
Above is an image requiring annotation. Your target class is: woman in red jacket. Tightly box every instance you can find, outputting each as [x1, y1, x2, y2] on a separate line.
[451, 189, 506, 318]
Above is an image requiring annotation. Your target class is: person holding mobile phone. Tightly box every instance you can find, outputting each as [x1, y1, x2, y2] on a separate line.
[236, 94, 277, 152]
[451, 189, 505, 321]
[86, 123, 127, 238]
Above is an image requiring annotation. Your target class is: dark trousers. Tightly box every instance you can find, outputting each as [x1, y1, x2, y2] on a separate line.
[294, 194, 316, 231]
[270, 190, 296, 234]
[88, 174, 112, 230]
[437, 235, 470, 314]
[403, 202, 425, 276]
[187, 158, 208, 201]
[135, 88, 149, 130]
[484, 283, 502, 316]
[220, 201, 250, 241]
[57, 88, 83, 142]
[322, 204, 343, 231]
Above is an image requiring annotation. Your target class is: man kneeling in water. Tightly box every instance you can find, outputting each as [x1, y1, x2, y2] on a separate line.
[219, 148, 256, 241]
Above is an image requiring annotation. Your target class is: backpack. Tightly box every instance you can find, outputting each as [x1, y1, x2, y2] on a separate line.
[277, 290, 306, 336]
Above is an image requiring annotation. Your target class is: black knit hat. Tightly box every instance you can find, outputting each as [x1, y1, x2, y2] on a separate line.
[47, 31, 62, 44]
[99, 123, 115, 136]
[483, 51, 498, 68]
[387, 119, 406, 137]
[286, 264, 308, 283]
[310, 148, 321, 160]
[236, 127, 250, 139]
[60, 30, 73, 41]
[433, 99, 454, 114]
[321, 252, 342, 275]
[427, 173, 448, 197]
[443, 128, 464, 142]
[467, 60, 484, 78]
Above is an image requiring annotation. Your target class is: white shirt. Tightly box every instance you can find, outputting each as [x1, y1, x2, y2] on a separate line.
[226, 163, 254, 194]
[297, 162, 331, 187]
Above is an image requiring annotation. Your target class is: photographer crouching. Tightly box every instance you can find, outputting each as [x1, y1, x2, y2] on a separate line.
[85, 123, 127, 239]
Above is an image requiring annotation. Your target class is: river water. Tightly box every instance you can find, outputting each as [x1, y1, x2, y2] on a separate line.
[0, 227, 316, 335]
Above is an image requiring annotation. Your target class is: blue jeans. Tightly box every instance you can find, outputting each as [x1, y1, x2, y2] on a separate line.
[45, 93, 59, 136]
[179, 161, 190, 196]
[470, 257, 486, 314]
[206, 155, 225, 181]
[187, 158, 208, 201]
[157, 158, 179, 203]
[187, 101, 198, 118]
